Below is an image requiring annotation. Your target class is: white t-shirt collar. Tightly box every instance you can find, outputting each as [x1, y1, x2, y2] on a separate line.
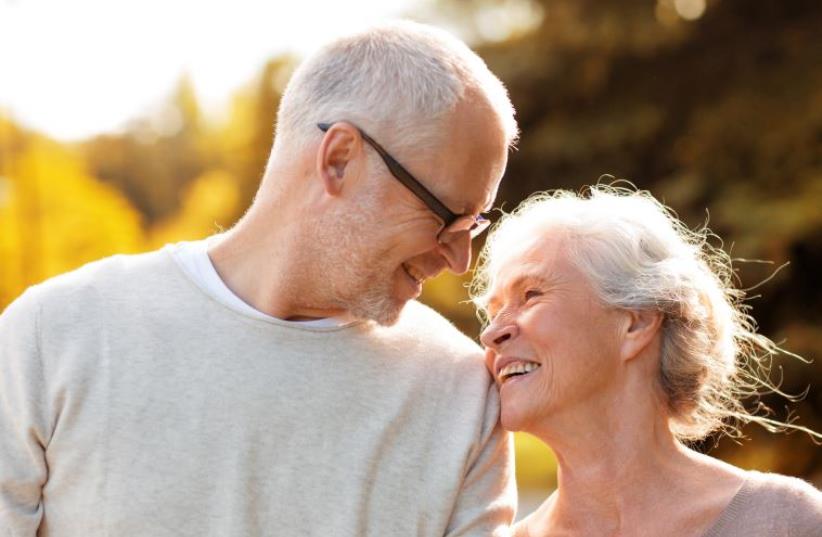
[170, 238, 355, 328]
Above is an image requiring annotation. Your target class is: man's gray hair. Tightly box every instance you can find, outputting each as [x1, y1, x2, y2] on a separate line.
[273, 20, 518, 159]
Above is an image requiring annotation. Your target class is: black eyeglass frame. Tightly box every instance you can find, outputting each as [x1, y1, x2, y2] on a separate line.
[318, 122, 489, 239]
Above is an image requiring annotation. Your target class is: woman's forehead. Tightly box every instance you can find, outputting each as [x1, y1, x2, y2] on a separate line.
[495, 234, 565, 278]
[487, 238, 568, 300]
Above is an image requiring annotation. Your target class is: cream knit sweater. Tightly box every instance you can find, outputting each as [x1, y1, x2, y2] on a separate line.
[0, 248, 515, 536]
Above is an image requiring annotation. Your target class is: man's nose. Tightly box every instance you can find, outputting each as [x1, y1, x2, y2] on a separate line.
[437, 232, 471, 274]
[480, 316, 518, 352]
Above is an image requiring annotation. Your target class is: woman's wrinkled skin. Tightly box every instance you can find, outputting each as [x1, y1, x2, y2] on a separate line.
[481, 234, 745, 537]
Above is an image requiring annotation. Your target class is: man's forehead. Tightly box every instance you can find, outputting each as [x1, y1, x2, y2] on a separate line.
[425, 96, 509, 215]
[481, 180, 501, 212]
[439, 167, 503, 215]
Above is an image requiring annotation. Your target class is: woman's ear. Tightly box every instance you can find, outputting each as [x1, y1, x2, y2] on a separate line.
[315, 123, 362, 196]
[620, 309, 664, 362]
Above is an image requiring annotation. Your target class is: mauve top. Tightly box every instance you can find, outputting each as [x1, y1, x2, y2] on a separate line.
[702, 470, 822, 537]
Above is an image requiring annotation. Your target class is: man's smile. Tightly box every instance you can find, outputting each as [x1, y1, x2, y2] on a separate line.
[402, 263, 427, 285]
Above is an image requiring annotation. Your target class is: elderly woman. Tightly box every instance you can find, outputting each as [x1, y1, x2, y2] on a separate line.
[473, 186, 822, 537]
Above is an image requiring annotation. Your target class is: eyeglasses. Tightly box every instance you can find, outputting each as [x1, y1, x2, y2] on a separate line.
[318, 122, 490, 243]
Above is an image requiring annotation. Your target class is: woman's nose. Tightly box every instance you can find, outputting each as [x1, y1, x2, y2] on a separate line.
[480, 317, 518, 351]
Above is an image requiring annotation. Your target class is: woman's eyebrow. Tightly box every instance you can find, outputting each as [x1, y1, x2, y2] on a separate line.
[488, 271, 552, 308]
[510, 271, 553, 290]
[486, 298, 500, 317]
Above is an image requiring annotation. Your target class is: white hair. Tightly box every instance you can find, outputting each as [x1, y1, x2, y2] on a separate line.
[272, 20, 517, 160]
[472, 185, 815, 442]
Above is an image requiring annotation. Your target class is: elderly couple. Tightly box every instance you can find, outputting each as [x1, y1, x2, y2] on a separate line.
[1, 21, 820, 537]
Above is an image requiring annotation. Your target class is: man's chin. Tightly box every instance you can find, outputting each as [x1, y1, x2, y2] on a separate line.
[349, 296, 406, 327]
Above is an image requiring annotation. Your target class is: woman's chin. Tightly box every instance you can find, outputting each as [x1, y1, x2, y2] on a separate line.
[500, 403, 533, 432]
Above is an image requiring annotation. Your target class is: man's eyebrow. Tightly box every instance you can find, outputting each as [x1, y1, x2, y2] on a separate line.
[462, 200, 493, 216]
[466, 193, 495, 215]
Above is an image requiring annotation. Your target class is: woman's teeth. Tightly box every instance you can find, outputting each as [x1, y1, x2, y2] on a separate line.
[499, 361, 541, 383]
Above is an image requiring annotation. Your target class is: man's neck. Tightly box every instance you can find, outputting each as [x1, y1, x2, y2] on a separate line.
[207, 204, 348, 321]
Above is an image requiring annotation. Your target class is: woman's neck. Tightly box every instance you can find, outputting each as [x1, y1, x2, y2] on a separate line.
[523, 393, 744, 536]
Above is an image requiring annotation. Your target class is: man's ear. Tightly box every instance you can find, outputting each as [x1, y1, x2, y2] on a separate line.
[315, 123, 362, 196]
[620, 309, 664, 362]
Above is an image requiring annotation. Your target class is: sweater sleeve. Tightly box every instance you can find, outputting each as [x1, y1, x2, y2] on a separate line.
[445, 382, 516, 537]
[0, 288, 50, 536]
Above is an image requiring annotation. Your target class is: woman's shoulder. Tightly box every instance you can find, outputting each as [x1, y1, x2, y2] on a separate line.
[743, 469, 822, 506]
[708, 469, 822, 537]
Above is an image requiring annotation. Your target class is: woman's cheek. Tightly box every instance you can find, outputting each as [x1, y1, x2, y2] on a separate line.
[483, 348, 496, 378]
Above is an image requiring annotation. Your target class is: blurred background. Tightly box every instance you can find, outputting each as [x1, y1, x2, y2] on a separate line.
[1, 0, 820, 516]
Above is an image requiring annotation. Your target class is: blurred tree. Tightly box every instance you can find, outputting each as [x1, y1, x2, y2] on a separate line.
[1, 0, 819, 496]
[418, 0, 822, 485]
[149, 169, 241, 247]
[209, 57, 295, 223]
[0, 120, 143, 305]
[82, 75, 208, 223]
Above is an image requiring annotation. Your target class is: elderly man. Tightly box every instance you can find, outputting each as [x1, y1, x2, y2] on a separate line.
[0, 21, 518, 536]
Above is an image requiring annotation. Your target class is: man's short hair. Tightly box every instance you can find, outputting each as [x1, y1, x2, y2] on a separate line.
[273, 20, 518, 160]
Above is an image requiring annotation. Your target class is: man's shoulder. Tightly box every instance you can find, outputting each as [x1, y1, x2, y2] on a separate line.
[6, 248, 175, 314]
[401, 299, 478, 339]
[388, 300, 484, 363]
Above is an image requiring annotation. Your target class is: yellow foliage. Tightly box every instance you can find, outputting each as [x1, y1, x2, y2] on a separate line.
[0, 136, 143, 307]
[148, 169, 241, 247]
[514, 432, 558, 491]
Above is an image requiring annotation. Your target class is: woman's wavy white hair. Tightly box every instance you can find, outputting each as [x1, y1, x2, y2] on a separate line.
[472, 184, 815, 442]
[273, 20, 518, 159]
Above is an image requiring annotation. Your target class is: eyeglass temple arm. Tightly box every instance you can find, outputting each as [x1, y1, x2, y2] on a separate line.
[318, 122, 458, 225]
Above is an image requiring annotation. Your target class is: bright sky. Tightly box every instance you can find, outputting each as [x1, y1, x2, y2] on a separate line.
[0, 0, 418, 140]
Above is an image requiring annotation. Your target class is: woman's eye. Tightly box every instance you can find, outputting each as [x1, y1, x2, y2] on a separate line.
[524, 289, 542, 301]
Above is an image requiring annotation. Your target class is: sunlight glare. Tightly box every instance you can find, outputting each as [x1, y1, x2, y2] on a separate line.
[0, 0, 415, 140]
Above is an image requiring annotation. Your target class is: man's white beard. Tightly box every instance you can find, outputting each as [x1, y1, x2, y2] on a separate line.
[346, 269, 403, 326]
[310, 195, 406, 326]
[325, 236, 404, 326]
